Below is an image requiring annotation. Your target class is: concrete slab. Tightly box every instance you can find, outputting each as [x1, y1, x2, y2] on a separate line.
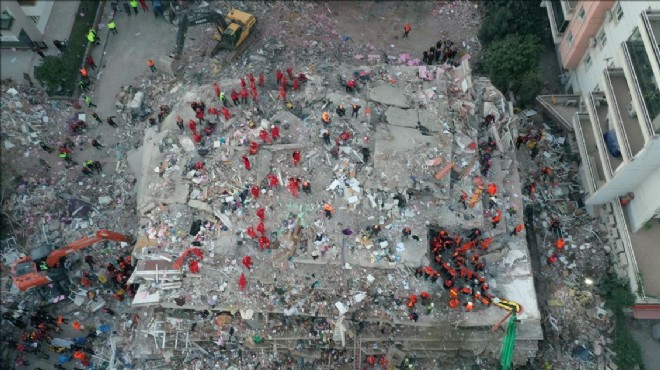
[384, 107, 417, 128]
[188, 199, 214, 214]
[368, 84, 410, 108]
[325, 92, 367, 109]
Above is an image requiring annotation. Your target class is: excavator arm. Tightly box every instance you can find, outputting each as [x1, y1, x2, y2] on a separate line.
[174, 11, 229, 59]
[46, 229, 132, 268]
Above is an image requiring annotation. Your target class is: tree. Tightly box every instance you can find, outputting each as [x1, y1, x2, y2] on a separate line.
[34, 56, 70, 93]
[481, 34, 544, 105]
[478, 0, 551, 48]
[516, 69, 544, 106]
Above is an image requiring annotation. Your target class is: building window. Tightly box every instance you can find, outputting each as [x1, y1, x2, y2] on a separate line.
[567, 32, 574, 47]
[584, 54, 592, 69]
[614, 3, 624, 21]
[17, 0, 37, 6]
[598, 29, 607, 48]
[0, 10, 14, 31]
[577, 7, 586, 23]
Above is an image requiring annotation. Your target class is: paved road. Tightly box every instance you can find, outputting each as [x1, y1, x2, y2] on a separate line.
[74, 3, 176, 177]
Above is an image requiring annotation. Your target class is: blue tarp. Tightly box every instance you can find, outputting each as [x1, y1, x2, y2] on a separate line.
[603, 130, 621, 158]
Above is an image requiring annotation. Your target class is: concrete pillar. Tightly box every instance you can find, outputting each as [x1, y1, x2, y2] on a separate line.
[2, 1, 44, 43]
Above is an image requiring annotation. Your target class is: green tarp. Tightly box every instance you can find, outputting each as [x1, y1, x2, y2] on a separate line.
[499, 313, 517, 370]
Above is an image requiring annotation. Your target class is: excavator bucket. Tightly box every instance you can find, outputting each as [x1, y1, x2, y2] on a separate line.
[494, 299, 522, 313]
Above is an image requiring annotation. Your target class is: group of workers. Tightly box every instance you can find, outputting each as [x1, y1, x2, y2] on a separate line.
[546, 218, 566, 265]
[414, 227, 494, 313]
[421, 39, 460, 66]
[9, 308, 97, 368]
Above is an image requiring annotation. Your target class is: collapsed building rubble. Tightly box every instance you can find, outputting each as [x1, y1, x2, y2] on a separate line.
[114, 52, 543, 368]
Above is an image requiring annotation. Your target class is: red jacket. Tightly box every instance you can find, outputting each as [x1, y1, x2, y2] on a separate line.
[240, 89, 249, 98]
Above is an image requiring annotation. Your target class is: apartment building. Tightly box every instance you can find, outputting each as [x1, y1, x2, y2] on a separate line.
[538, 1, 660, 318]
[0, 0, 55, 48]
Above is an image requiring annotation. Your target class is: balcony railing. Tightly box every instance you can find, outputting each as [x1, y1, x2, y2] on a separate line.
[612, 201, 644, 298]
[603, 69, 633, 159]
[641, 10, 660, 71]
[623, 39, 660, 135]
[551, 0, 569, 33]
[587, 93, 615, 179]
[573, 113, 599, 194]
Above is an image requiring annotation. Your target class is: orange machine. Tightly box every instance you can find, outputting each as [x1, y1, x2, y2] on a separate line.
[12, 229, 131, 292]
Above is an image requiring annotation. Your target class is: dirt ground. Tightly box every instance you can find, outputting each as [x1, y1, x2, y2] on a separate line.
[327, 1, 482, 59]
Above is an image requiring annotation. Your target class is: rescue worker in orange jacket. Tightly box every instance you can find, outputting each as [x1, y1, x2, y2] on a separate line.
[511, 224, 524, 236]
[491, 209, 502, 228]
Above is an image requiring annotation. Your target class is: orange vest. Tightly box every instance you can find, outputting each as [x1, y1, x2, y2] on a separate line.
[147, 59, 155, 67]
[80, 68, 88, 77]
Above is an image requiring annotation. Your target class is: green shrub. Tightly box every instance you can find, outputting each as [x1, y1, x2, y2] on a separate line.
[481, 34, 544, 105]
[479, 0, 551, 48]
[613, 312, 644, 370]
[599, 274, 636, 311]
[34, 56, 68, 92]
[598, 274, 644, 370]
[515, 69, 544, 106]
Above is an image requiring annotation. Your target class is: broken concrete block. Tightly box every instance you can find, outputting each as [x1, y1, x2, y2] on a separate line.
[179, 136, 195, 153]
[188, 199, 213, 213]
[128, 91, 145, 115]
[249, 54, 267, 63]
[483, 102, 499, 118]
[454, 133, 473, 150]
[98, 196, 113, 205]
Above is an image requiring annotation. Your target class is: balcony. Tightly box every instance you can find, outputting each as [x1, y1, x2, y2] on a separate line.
[560, 0, 578, 20]
[550, 0, 569, 34]
[640, 10, 660, 87]
[536, 95, 580, 132]
[622, 29, 660, 136]
[573, 113, 606, 194]
[602, 68, 645, 158]
[621, 203, 660, 298]
[585, 92, 623, 178]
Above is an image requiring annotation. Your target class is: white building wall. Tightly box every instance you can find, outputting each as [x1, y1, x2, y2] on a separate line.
[570, 1, 660, 95]
[628, 166, 660, 231]
[21, 0, 55, 34]
[586, 138, 660, 229]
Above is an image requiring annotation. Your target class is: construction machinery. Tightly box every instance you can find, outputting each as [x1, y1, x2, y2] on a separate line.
[173, 8, 257, 60]
[11, 229, 132, 293]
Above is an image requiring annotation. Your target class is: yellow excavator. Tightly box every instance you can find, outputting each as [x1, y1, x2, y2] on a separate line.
[174, 8, 257, 59]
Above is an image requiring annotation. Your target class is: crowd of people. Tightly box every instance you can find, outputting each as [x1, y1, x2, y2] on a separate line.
[421, 39, 461, 66]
